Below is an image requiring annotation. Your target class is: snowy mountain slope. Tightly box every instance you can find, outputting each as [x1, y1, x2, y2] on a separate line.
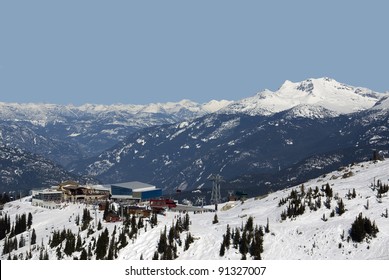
[70, 78, 389, 195]
[0, 145, 93, 193]
[0, 100, 232, 166]
[1, 158, 388, 260]
[369, 95, 389, 112]
[76, 103, 389, 196]
[220, 77, 386, 117]
[1, 78, 388, 195]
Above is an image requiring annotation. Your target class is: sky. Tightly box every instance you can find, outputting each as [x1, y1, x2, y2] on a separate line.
[1, 0, 388, 105]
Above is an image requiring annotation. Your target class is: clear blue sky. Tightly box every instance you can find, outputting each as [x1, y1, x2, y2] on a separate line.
[1, 0, 388, 105]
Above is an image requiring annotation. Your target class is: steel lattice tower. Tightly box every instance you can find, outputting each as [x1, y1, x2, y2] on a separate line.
[209, 174, 223, 205]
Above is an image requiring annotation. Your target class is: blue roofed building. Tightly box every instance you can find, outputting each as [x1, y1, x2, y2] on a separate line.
[108, 181, 162, 201]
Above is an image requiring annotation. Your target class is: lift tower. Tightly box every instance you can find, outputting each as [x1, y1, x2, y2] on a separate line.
[209, 174, 223, 211]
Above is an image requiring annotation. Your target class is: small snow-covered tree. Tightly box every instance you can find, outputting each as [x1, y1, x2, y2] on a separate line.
[219, 239, 226, 257]
[212, 214, 219, 224]
[337, 199, 345, 216]
[265, 218, 270, 233]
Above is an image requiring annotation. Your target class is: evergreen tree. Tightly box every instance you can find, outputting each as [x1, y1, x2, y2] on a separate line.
[137, 217, 144, 229]
[324, 196, 331, 209]
[76, 233, 82, 251]
[150, 213, 158, 228]
[337, 199, 345, 216]
[175, 216, 183, 233]
[0, 214, 10, 240]
[350, 213, 379, 242]
[14, 215, 20, 235]
[239, 230, 249, 258]
[81, 208, 92, 231]
[225, 224, 231, 249]
[212, 213, 219, 224]
[13, 236, 18, 251]
[162, 245, 173, 260]
[128, 215, 137, 239]
[95, 228, 110, 260]
[97, 219, 102, 230]
[157, 226, 168, 254]
[152, 251, 159, 260]
[168, 226, 175, 246]
[27, 212, 33, 229]
[249, 239, 259, 260]
[325, 183, 333, 198]
[265, 218, 270, 233]
[280, 210, 287, 220]
[64, 232, 76, 256]
[352, 188, 357, 199]
[118, 228, 128, 249]
[20, 213, 27, 233]
[19, 234, 26, 248]
[44, 249, 49, 260]
[173, 243, 178, 259]
[350, 213, 366, 242]
[184, 232, 194, 251]
[3, 237, 9, 255]
[107, 227, 116, 260]
[233, 228, 240, 249]
[300, 184, 305, 196]
[245, 216, 254, 233]
[39, 247, 44, 260]
[248, 226, 264, 260]
[314, 186, 320, 197]
[56, 246, 62, 260]
[183, 213, 190, 231]
[316, 196, 322, 209]
[219, 239, 226, 257]
[80, 248, 88, 260]
[88, 243, 92, 260]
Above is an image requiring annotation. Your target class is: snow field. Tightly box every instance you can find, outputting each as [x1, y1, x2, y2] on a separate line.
[1, 159, 388, 260]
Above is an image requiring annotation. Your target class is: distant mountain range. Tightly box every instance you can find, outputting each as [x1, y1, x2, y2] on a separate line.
[71, 78, 389, 197]
[0, 99, 231, 165]
[1, 77, 389, 195]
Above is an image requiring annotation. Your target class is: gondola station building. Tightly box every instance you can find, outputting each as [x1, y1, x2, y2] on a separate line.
[108, 181, 162, 202]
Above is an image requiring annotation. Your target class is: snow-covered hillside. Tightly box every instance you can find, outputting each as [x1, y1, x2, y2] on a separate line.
[0, 99, 232, 125]
[1, 158, 388, 260]
[221, 77, 386, 117]
[0, 99, 232, 168]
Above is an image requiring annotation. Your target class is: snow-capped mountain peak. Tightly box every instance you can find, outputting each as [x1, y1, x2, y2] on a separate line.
[221, 77, 386, 117]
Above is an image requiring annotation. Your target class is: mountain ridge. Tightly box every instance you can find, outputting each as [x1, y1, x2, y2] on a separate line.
[1, 77, 389, 194]
[0, 99, 232, 124]
[220, 77, 387, 116]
